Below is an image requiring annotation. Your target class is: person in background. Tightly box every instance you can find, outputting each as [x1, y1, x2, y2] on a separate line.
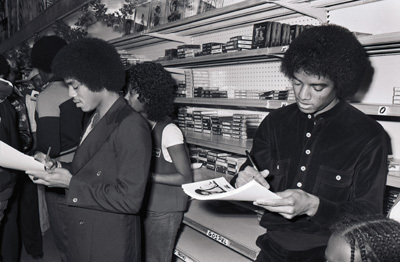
[30, 35, 86, 261]
[232, 24, 388, 261]
[124, 62, 193, 262]
[28, 37, 152, 262]
[325, 215, 400, 262]
[22, 68, 50, 237]
[0, 54, 20, 262]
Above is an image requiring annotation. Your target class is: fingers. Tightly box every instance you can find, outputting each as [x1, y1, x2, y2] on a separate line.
[260, 169, 269, 178]
[237, 166, 270, 189]
[33, 152, 46, 162]
[253, 170, 269, 189]
[44, 159, 57, 171]
[28, 174, 48, 186]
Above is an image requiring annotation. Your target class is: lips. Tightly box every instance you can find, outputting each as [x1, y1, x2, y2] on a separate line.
[297, 101, 312, 109]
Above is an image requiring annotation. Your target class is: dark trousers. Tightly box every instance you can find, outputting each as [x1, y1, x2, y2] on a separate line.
[0, 187, 20, 262]
[18, 175, 43, 258]
[255, 233, 326, 262]
[46, 188, 68, 262]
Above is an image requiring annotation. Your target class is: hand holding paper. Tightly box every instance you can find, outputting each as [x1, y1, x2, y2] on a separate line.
[26, 168, 72, 188]
[0, 141, 46, 173]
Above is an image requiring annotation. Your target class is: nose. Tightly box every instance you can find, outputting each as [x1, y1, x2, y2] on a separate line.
[298, 85, 311, 100]
[69, 86, 77, 98]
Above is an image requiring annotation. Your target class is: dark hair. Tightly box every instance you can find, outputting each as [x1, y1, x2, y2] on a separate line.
[281, 24, 371, 99]
[0, 54, 10, 78]
[31, 35, 67, 73]
[52, 38, 125, 92]
[125, 62, 176, 122]
[331, 215, 400, 262]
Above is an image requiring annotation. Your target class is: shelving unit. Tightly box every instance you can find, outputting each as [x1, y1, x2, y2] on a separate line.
[179, 200, 264, 261]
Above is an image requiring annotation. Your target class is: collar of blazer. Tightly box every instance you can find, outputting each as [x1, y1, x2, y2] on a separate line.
[71, 97, 133, 175]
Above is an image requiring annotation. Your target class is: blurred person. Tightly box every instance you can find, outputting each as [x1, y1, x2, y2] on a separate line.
[28, 37, 152, 262]
[325, 215, 400, 262]
[0, 54, 21, 262]
[232, 24, 388, 261]
[30, 35, 87, 261]
[124, 62, 193, 262]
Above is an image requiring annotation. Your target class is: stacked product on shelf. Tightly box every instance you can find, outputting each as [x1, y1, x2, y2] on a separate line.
[202, 42, 226, 55]
[252, 21, 311, 49]
[384, 186, 400, 215]
[184, 70, 194, 98]
[259, 90, 288, 100]
[226, 155, 247, 176]
[164, 48, 178, 60]
[206, 150, 231, 172]
[177, 44, 202, 58]
[393, 87, 400, 105]
[226, 35, 253, 52]
[188, 145, 247, 177]
[175, 81, 186, 97]
[232, 114, 263, 139]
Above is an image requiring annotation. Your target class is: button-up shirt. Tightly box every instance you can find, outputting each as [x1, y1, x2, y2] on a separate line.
[240, 100, 388, 251]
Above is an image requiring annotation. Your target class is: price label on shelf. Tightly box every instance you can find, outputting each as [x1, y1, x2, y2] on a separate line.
[206, 230, 230, 246]
[378, 106, 389, 115]
[174, 250, 195, 262]
[281, 46, 289, 52]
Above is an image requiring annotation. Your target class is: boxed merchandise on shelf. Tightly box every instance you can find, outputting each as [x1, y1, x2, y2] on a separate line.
[388, 157, 400, 172]
[226, 155, 247, 176]
[393, 87, 400, 105]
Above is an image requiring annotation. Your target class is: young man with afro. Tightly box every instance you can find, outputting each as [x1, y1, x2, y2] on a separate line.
[124, 62, 193, 262]
[232, 24, 389, 261]
[28, 38, 152, 261]
[30, 35, 87, 261]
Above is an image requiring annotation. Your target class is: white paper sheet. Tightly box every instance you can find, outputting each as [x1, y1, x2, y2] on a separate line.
[0, 141, 45, 172]
[182, 177, 281, 201]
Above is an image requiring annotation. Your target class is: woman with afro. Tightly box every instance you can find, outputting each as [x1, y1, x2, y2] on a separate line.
[233, 24, 388, 261]
[124, 62, 193, 262]
[28, 38, 152, 262]
[325, 215, 400, 262]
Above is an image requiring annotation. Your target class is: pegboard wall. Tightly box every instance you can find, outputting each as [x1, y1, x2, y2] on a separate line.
[194, 62, 291, 91]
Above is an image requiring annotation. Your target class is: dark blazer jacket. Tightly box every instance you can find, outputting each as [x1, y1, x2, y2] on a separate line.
[65, 98, 151, 262]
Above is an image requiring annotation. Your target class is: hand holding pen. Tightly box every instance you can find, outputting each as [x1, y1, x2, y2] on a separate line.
[32, 147, 58, 172]
[236, 150, 270, 188]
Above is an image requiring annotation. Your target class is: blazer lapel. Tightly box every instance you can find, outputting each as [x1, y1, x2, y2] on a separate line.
[71, 98, 128, 175]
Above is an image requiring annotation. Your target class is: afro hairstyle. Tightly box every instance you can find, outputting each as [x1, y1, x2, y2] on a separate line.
[125, 62, 176, 122]
[31, 35, 67, 73]
[281, 24, 371, 99]
[52, 37, 125, 93]
[0, 54, 10, 78]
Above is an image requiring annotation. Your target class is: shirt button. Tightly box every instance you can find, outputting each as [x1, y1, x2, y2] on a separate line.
[297, 182, 302, 187]
[305, 149, 311, 155]
[96, 171, 102, 176]
[73, 198, 78, 203]
[307, 114, 312, 119]
[300, 166, 306, 171]
[79, 220, 84, 226]
[306, 132, 311, 138]
[336, 175, 341, 181]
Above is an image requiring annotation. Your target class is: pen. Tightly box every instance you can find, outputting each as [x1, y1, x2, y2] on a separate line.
[45, 147, 51, 162]
[245, 150, 259, 172]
